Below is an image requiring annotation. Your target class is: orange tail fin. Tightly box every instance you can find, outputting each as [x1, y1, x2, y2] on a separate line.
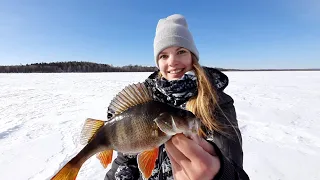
[51, 163, 80, 180]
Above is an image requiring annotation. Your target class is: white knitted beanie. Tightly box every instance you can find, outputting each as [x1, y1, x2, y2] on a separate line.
[153, 14, 199, 67]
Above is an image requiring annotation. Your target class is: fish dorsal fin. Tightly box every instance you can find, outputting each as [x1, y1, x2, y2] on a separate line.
[109, 82, 153, 115]
[80, 118, 105, 145]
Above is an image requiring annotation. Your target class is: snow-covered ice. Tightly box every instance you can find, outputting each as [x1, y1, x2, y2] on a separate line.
[0, 71, 319, 180]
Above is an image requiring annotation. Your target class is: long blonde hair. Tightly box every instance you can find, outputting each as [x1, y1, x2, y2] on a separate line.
[158, 53, 240, 140]
[157, 53, 223, 134]
[185, 54, 224, 135]
[187, 55, 242, 143]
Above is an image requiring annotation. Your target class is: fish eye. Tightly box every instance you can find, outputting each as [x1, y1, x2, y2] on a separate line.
[178, 110, 187, 117]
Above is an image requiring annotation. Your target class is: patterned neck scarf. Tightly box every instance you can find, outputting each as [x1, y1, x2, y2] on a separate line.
[148, 71, 198, 109]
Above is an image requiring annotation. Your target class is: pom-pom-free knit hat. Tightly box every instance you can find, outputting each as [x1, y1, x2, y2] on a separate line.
[153, 14, 199, 67]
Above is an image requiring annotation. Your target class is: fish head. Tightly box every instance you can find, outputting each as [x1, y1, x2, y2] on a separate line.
[154, 110, 200, 136]
[173, 109, 200, 134]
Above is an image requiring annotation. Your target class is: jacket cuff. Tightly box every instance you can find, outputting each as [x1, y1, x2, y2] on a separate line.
[207, 140, 236, 180]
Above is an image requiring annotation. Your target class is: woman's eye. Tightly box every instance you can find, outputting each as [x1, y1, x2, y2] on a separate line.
[159, 55, 168, 59]
[177, 50, 186, 54]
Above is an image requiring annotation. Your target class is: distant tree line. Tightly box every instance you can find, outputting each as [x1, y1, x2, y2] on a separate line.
[0, 61, 158, 73]
[1, 61, 319, 73]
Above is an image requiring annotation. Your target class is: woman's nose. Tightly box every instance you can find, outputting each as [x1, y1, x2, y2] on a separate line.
[168, 55, 178, 66]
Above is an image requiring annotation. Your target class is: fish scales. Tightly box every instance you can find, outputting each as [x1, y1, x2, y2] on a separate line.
[106, 101, 171, 153]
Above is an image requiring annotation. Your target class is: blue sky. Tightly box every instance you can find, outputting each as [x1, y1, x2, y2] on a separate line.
[0, 0, 319, 69]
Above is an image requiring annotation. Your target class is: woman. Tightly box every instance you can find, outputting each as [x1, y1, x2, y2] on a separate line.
[105, 14, 249, 180]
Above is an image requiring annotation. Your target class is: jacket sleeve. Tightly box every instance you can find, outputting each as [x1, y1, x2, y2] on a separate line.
[206, 91, 250, 180]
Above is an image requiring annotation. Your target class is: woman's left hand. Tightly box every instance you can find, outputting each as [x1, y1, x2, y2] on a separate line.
[165, 133, 221, 180]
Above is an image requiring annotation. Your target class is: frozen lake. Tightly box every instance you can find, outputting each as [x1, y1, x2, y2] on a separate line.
[0, 71, 319, 180]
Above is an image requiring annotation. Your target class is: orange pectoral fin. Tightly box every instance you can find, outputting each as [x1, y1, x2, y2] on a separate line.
[96, 150, 113, 168]
[137, 148, 159, 179]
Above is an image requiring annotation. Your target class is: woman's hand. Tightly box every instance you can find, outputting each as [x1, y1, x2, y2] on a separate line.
[165, 133, 221, 180]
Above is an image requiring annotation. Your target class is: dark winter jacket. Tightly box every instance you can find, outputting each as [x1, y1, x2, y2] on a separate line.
[105, 67, 250, 180]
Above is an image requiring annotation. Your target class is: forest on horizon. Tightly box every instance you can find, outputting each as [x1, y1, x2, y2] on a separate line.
[0, 61, 318, 73]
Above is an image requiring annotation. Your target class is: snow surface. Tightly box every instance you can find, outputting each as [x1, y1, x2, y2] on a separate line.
[0, 71, 319, 180]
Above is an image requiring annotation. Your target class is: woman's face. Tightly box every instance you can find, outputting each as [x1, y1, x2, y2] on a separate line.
[158, 46, 193, 81]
